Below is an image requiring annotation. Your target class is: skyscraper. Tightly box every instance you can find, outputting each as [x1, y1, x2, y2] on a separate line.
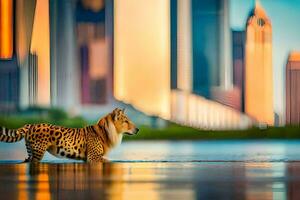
[0, 57, 19, 112]
[0, 0, 37, 111]
[0, 0, 18, 112]
[28, 53, 38, 105]
[232, 30, 246, 111]
[0, 0, 13, 59]
[30, 0, 50, 106]
[191, 0, 232, 97]
[245, 2, 273, 125]
[15, 0, 36, 109]
[76, 0, 114, 105]
[169, 0, 253, 129]
[286, 52, 300, 125]
[50, 0, 79, 109]
[114, 0, 171, 119]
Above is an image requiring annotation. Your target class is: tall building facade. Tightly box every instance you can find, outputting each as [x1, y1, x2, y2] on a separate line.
[0, 0, 19, 112]
[191, 0, 232, 97]
[169, 0, 252, 129]
[232, 30, 246, 111]
[172, 0, 237, 107]
[245, 2, 273, 125]
[28, 53, 38, 105]
[16, 0, 37, 109]
[50, 0, 79, 110]
[0, 57, 19, 112]
[0, 0, 13, 59]
[16, 0, 49, 108]
[0, 0, 37, 111]
[76, 0, 114, 105]
[30, 0, 50, 106]
[286, 52, 300, 125]
[114, 0, 171, 119]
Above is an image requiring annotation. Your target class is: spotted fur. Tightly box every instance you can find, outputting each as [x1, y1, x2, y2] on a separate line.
[0, 108, 139, 162]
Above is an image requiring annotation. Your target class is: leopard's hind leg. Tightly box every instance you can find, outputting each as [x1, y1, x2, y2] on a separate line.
[31, 140, 51, 162]
[24, 141, 33, 162]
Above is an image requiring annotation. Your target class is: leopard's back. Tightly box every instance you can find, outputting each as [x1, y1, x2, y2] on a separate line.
[26, 124, 87, 161]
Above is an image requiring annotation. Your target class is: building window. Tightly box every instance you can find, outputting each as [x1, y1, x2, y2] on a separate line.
[257, 18, 265, 27]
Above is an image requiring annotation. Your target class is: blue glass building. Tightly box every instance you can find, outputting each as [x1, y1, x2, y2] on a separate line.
[171, 0, 231, 98]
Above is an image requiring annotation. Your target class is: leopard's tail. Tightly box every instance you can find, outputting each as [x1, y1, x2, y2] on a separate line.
[0, 125, 31, 143]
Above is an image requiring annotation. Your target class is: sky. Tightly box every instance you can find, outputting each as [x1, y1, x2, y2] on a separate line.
[230, 0, 300, 120]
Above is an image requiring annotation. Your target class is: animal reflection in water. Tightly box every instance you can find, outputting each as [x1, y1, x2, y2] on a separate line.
[0, 162, 126, 200]
[0, 108, 139, 162]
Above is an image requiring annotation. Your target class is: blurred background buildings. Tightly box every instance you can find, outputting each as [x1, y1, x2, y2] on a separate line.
[245, 2, 273, 125]
[286, 52, 300, 125]
[0, 0, 300, 129]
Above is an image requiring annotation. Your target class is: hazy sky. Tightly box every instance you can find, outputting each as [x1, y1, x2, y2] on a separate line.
[230, 0, 300, 119]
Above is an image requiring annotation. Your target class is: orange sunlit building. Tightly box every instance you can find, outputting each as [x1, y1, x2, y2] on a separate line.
[114, 0, 171, 119]
[0, 0, 13, 59]
[0, 0, 50, 108]
[30, 0, 50, 106]
[245, 2, 274, 125]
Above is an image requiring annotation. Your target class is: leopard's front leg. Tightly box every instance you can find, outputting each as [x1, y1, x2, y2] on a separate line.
[86, 139, 105, 163]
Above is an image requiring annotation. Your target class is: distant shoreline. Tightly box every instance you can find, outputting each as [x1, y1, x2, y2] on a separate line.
[1, 115, 300, 140]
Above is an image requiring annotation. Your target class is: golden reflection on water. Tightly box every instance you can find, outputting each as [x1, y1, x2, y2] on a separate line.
[114, 163, 159, 200]
[5, 162, 195, 200]
[244, 163, 277, 200]
[17, 165, 28, 200]
[1, 162, 300, 200]
[36, 172, 50, 200]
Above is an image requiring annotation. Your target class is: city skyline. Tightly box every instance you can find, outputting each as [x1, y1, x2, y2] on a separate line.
[230, 0, 300, 121]
[1, 0, 300, 128]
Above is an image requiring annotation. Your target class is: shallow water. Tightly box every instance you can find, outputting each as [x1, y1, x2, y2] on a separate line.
[0, 140, 300, 199]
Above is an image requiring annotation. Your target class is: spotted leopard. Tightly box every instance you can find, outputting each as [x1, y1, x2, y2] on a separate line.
[0, 108, 139, 162]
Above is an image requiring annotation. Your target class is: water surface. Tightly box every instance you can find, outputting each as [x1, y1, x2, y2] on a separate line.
[0, 140, 300, 200]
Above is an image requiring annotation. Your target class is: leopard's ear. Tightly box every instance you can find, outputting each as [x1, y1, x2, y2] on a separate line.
[111, 108, 121, 121]
[111, 112, 116, 121]
[113, 108, 120, 113]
